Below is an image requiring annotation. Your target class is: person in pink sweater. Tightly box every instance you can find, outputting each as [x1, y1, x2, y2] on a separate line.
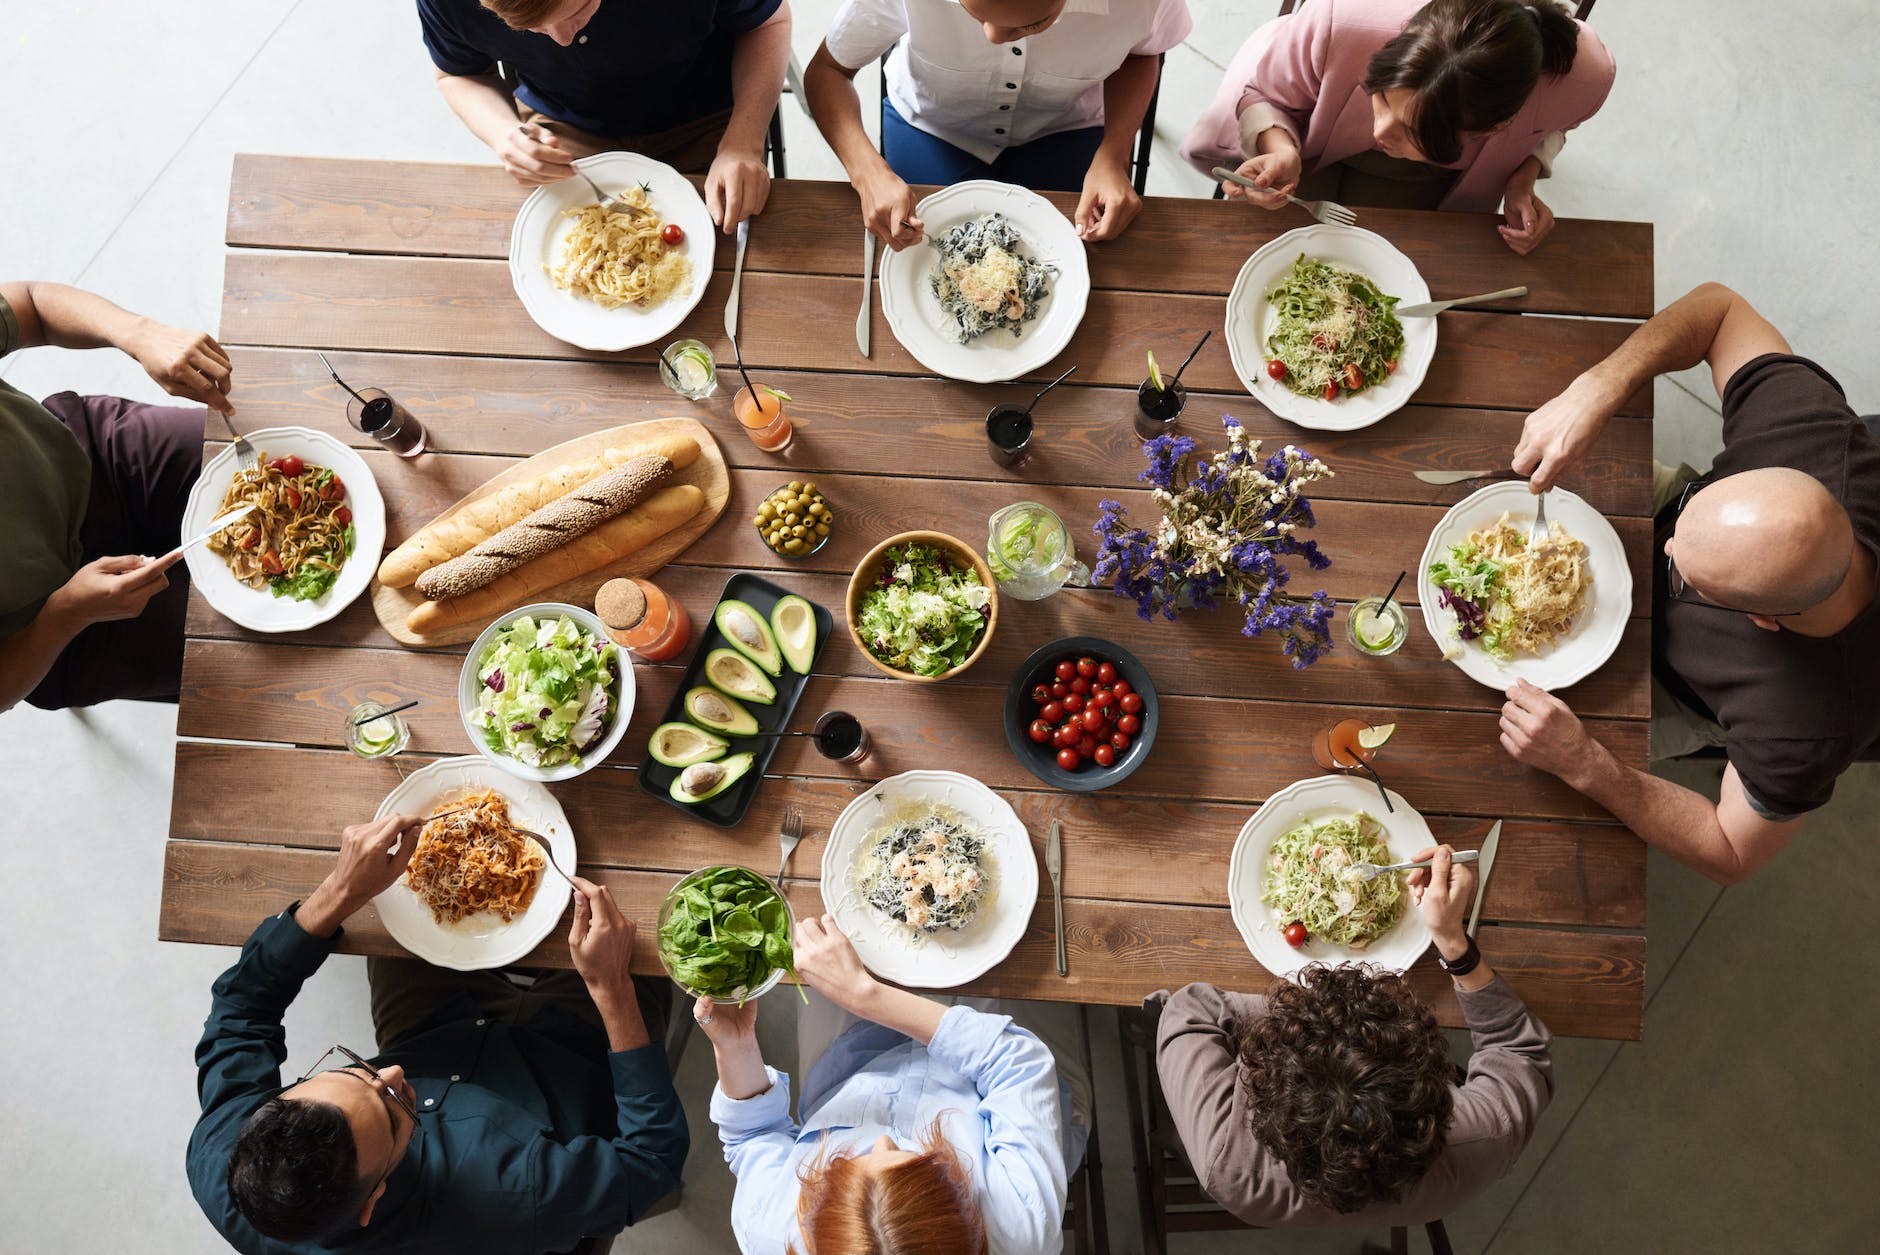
[1181, 0, 1614, 254]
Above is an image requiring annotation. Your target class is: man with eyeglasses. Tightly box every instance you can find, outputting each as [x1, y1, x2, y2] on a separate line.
[1491, 282, 1879, 885]
[188, 813, 689, 1252]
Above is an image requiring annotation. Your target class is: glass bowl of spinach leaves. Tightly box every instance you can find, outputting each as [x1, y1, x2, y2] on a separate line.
[656, 865, 800, 1004]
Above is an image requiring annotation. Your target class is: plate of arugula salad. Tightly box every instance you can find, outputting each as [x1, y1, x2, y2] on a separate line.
[846, 531, 999, 682]
[458, 603, 635, 781]
[657, 865, 800, 1004]
[1224, 224, 1434, 432]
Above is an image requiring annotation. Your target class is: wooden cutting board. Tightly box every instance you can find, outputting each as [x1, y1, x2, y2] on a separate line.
[372, 417, 729, 647]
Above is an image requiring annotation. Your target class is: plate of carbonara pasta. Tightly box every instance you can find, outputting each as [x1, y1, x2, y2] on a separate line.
[181, 426, 384, 632]
[1227, 774, 1434, 980]
[1417, 482, 1631, 691]
[1225, 224, 1434, 431]
[820, 770, 1037, 988]
[374, 757, 576, 971]
[509, 152, 714, 351]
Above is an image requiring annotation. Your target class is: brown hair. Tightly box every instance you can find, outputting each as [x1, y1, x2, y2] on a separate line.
[1362, 0, 1581, 164]
[1235, 964, 1455, 1213]
[791, 1120, 988, 1255]
[480, 0, 568, 30]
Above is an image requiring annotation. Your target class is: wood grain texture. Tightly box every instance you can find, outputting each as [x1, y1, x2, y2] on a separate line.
[176, 640, 1642, 819]
[169, 744, 1648, 930]
[217, 346, 1656, 516]
[159, 840, 1644, 1039]
[220, 252, 1653, 416]
[226, 155, 1653, 318]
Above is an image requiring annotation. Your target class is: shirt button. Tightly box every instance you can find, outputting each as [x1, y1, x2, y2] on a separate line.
[995, 127, 1006, 135]
[1012, 47, 1023, 55]
[423, 1098, 435, 1107]
[476, 1019, 486, 1026]
[450, 1074, 461, 1082]
[577, 34, 588, 45]
[1005, 83, 1017, 90]
[999, 104, 1010, 110]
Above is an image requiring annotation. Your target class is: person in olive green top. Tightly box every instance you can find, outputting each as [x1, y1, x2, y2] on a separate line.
[0, 282, 235, 712]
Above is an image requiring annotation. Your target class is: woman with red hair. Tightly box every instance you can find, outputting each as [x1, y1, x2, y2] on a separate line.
[696, 914, 1088, 1254]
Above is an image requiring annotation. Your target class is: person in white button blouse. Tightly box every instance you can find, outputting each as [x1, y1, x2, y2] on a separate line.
[804, 0, 1192, 249]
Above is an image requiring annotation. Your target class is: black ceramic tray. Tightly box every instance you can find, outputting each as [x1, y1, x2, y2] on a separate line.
[637, 572, 833, 828]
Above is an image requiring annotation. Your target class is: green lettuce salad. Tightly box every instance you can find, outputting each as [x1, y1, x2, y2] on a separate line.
[857, 541, 993, 677]
[269, 524, 355, 602]
[473, 614, 619, 769]
[657, 867, 801, 1003]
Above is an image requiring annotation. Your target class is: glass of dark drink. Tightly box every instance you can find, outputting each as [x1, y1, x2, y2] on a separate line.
[346, 387, 427, 458]
[1134, 377, 1185, 439]
[986, 404, 1033, 468]
[812, 711, 870, 763]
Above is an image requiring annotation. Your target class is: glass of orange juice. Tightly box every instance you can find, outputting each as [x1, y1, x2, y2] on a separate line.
[1310, 718, 1394, 772]
[732, 383, 793, 453]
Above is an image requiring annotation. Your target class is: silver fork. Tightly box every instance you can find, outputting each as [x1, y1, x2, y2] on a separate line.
[1211, 167, 1356, 226]
[1348, 849, 1481, 883]
[218, 409, 257, 470]
[776, 807, 805, 883]
[565, 160, 649, 220]
[1528, 489, 1552, 549]
[515, 828, 577, 888]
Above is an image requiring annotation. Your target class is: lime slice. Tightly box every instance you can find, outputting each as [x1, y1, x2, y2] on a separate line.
[763, 386, 793, 402]
[1357, 722, 1396, 750]
[1357, 607, 1396, 649]
[357, 717, 398, 750]
[1147, 350, 1164, 391]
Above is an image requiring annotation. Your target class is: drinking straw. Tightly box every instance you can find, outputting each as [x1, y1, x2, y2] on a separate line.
[727, 332, 759, 408]
[1380, 569, 1408, 612]
[317, 352, 370, 406]
[1169, 330, 1212, 387]
[352, 698, 419, 727]
[1023, 366, 1078, 415]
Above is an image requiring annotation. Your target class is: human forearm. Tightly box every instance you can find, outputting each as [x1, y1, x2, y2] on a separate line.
[1429, 927, 1497, 993]
[712, 1037, 772, 1100]
[0, 595, 87, 712]
[804, 45, 892, 183]
[722, 7, 792, 157]
[435, 69, 523, 148]
[1580, 283, 1740, 408]
[1507, 155, 1542, 193]
[4, 280, 149, 353]
[591, 982, 653, 1053]
[1098, 55, 1160, 164]
[1565, 747, 1758, 883]
[852, 980, 947, 1045]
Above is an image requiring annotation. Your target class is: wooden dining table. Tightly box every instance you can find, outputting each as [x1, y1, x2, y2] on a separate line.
[160, 154, 1654, 1040]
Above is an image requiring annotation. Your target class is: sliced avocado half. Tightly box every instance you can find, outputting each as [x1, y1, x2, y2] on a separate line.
[770, 595, 818, 676]
[684, 685, 760, 736]
[648, 721, 730, 768]
[715, 599, 782, 677]
[670, 752, 755, 804]
[705, 647, 777, 705]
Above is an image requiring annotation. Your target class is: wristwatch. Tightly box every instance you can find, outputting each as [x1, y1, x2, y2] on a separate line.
[1436, 937, 1482, 977]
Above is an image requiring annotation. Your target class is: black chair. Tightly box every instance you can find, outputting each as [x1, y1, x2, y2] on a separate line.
[1064, 1003, 1111, 1254]
[1118, 1003, 1453, 1255]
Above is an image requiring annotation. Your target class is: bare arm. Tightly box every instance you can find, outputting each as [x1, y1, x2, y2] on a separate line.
[1074, 54, 1160, 241]
[433, 67, 577, 185]
[5, 280, 234, 413]
[1515, 283, 1794, 490]
[794, 914, 947, 1043]
[803, 41, 923, 249]
[704, 3, 793, 231]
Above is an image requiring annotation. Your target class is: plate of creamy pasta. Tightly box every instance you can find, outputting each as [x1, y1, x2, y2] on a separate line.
[1417, 482, 1632, 691]
[879, 180, 1088, 384]
[1225, 224, 1434, 431]
[373, 757, 576, 971]
[509, 152, 715, 351]
[181, 426, 384, 632]
[820, 770, 1037, 988]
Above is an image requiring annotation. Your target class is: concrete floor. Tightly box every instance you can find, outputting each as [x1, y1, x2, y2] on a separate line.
[2, 2, 1877, 1252]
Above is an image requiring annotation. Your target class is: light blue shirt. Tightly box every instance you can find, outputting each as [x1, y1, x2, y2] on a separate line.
[711, 1004, 1080, 1254]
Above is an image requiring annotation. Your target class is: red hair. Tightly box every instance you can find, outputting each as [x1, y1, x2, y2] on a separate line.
[791, 1120, 988, 1255]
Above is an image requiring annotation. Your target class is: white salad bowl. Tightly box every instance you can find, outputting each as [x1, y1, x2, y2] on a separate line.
[458, 602, 636, 783]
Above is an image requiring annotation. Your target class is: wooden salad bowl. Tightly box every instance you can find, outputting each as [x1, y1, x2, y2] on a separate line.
[846, 530, 999, 684]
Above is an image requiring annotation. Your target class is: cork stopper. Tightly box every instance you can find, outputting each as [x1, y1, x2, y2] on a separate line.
[595, 579, 648, 632]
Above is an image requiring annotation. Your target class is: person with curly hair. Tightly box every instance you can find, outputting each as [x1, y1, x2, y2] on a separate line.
[1155, 845, 1552, 1225]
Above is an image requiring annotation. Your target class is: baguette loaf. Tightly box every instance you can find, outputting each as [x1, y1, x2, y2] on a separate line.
[415, 455, 672, 600]
[405, 483, 705, 635]
[378, 431, 700, 587]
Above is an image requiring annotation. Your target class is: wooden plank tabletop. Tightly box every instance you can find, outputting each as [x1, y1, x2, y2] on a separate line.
[167, 155, 1654, 1040]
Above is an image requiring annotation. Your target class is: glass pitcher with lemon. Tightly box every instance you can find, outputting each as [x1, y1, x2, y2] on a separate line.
[986, 502, 1090, 601]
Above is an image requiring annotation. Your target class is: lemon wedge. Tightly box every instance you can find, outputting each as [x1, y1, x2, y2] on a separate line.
[1357, 722, 1396, 751]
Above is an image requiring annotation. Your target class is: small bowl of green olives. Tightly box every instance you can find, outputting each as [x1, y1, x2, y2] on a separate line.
[754, 481, 835, 558]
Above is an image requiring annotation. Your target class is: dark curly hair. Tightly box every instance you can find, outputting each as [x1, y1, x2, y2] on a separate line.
[1236, 964, 1455, 1213]
[226, 1097, 369, 1241]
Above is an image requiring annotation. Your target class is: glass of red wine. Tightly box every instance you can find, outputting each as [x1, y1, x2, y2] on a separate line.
[812, 711, 870, 763]
[346, 387, 426, 458]
[985, 404, 1033, 468]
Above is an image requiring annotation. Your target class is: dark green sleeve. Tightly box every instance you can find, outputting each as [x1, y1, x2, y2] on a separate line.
[0, 293, 18, 358]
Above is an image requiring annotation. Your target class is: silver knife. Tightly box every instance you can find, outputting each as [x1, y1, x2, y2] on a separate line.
[1414, 469, 1509, 485]
[1046, 819, 1066, 976]
[1394, 286, 1528, 318]
[724, 218, 750, 342]
[1467, 820, 1503, 938]
[158, 503, 257, 564]
[856, 230, 875, 358]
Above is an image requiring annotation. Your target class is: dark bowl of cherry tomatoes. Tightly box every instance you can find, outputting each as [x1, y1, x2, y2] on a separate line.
[1003, 637, 1158, 793]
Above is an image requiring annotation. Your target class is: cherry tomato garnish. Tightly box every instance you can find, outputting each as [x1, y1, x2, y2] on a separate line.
[1283, 921, 1309, 947]
[260, 550, 285, 576]
[1111, 679, 1131, 697]
[1093, 743, 1116, 767]
[661, 222, 685, 246]
[267, 456, 284, 471]
[1053, 725, 1077, 749]
[319, 475, 345, 501]
[1078, 736, 1099, 758]
[1041, 701, 1065, 724]
[1076, 657, 1098, 679]
[284, 486, 302, 510]
[1323, 381, 1340, 401]
[1342, 362, 1365, 391]
[1029, 719, 1053, 744]
[1266, 358, 1288, 381]
[239, 529, 260, 550]
[278, 455, 305, 478]
[1062, 693, 1084, 714]
[1096, 661, 1117, 684]
[1055, 660, 1076, 681]
[1311, 332, 1335, 353]
[1117, 712, 1142, 736]
[1069, 676, 1090, 695]
[1031, 684, 1052, 704]
[1386, 358, 1398, 375]
[1056, 747, 1081, 770]
[1119, 692, 1144, 714]
[335, 506, 353, 526]
[1051, 681, 1069, 699]
[1111, 731, 1131, 752]
[1082, 708, 1107, 733]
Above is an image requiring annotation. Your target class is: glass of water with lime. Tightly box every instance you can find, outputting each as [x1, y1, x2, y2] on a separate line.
[345, 701, 410, 759]
[1346, 595, 1409, 656]
[986, 502, 1090, 601]
[659, 339, 718, 400]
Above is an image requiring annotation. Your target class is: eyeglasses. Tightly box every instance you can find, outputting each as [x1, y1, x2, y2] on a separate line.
[294, 1044, 419, 1126]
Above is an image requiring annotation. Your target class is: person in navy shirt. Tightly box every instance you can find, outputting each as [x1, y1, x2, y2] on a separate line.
[418, 0, 793, 231]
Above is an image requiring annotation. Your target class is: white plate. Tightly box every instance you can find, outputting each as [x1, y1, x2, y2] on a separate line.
[508, 152, 715, 352]
[820, 770, 1039, 989]
[878, 180, 1089, 384]
[372, 757, 576, 971]
[1416, 482, 1631, 692]
[459, 602, 636, 783]
[181, 427, 385, 633]
[1224, 223, 1434, 431]
[1227, 774, 1435, 981]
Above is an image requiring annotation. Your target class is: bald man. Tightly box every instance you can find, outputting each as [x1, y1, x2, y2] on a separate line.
[1492, 283, 1880, 884]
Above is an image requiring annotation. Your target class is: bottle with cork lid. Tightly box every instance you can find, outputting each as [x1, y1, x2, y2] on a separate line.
[596, 578, 691, 662]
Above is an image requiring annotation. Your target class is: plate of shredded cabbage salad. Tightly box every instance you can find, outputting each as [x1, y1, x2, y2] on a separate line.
[1228, 774, 1435, 979]
[878, 179, 1089, 383]
[1225, 223, 1434, 431]
[457, 603, 636, 782]
[854, 539, 995, 678]
[1418, 482, 1631, 692]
